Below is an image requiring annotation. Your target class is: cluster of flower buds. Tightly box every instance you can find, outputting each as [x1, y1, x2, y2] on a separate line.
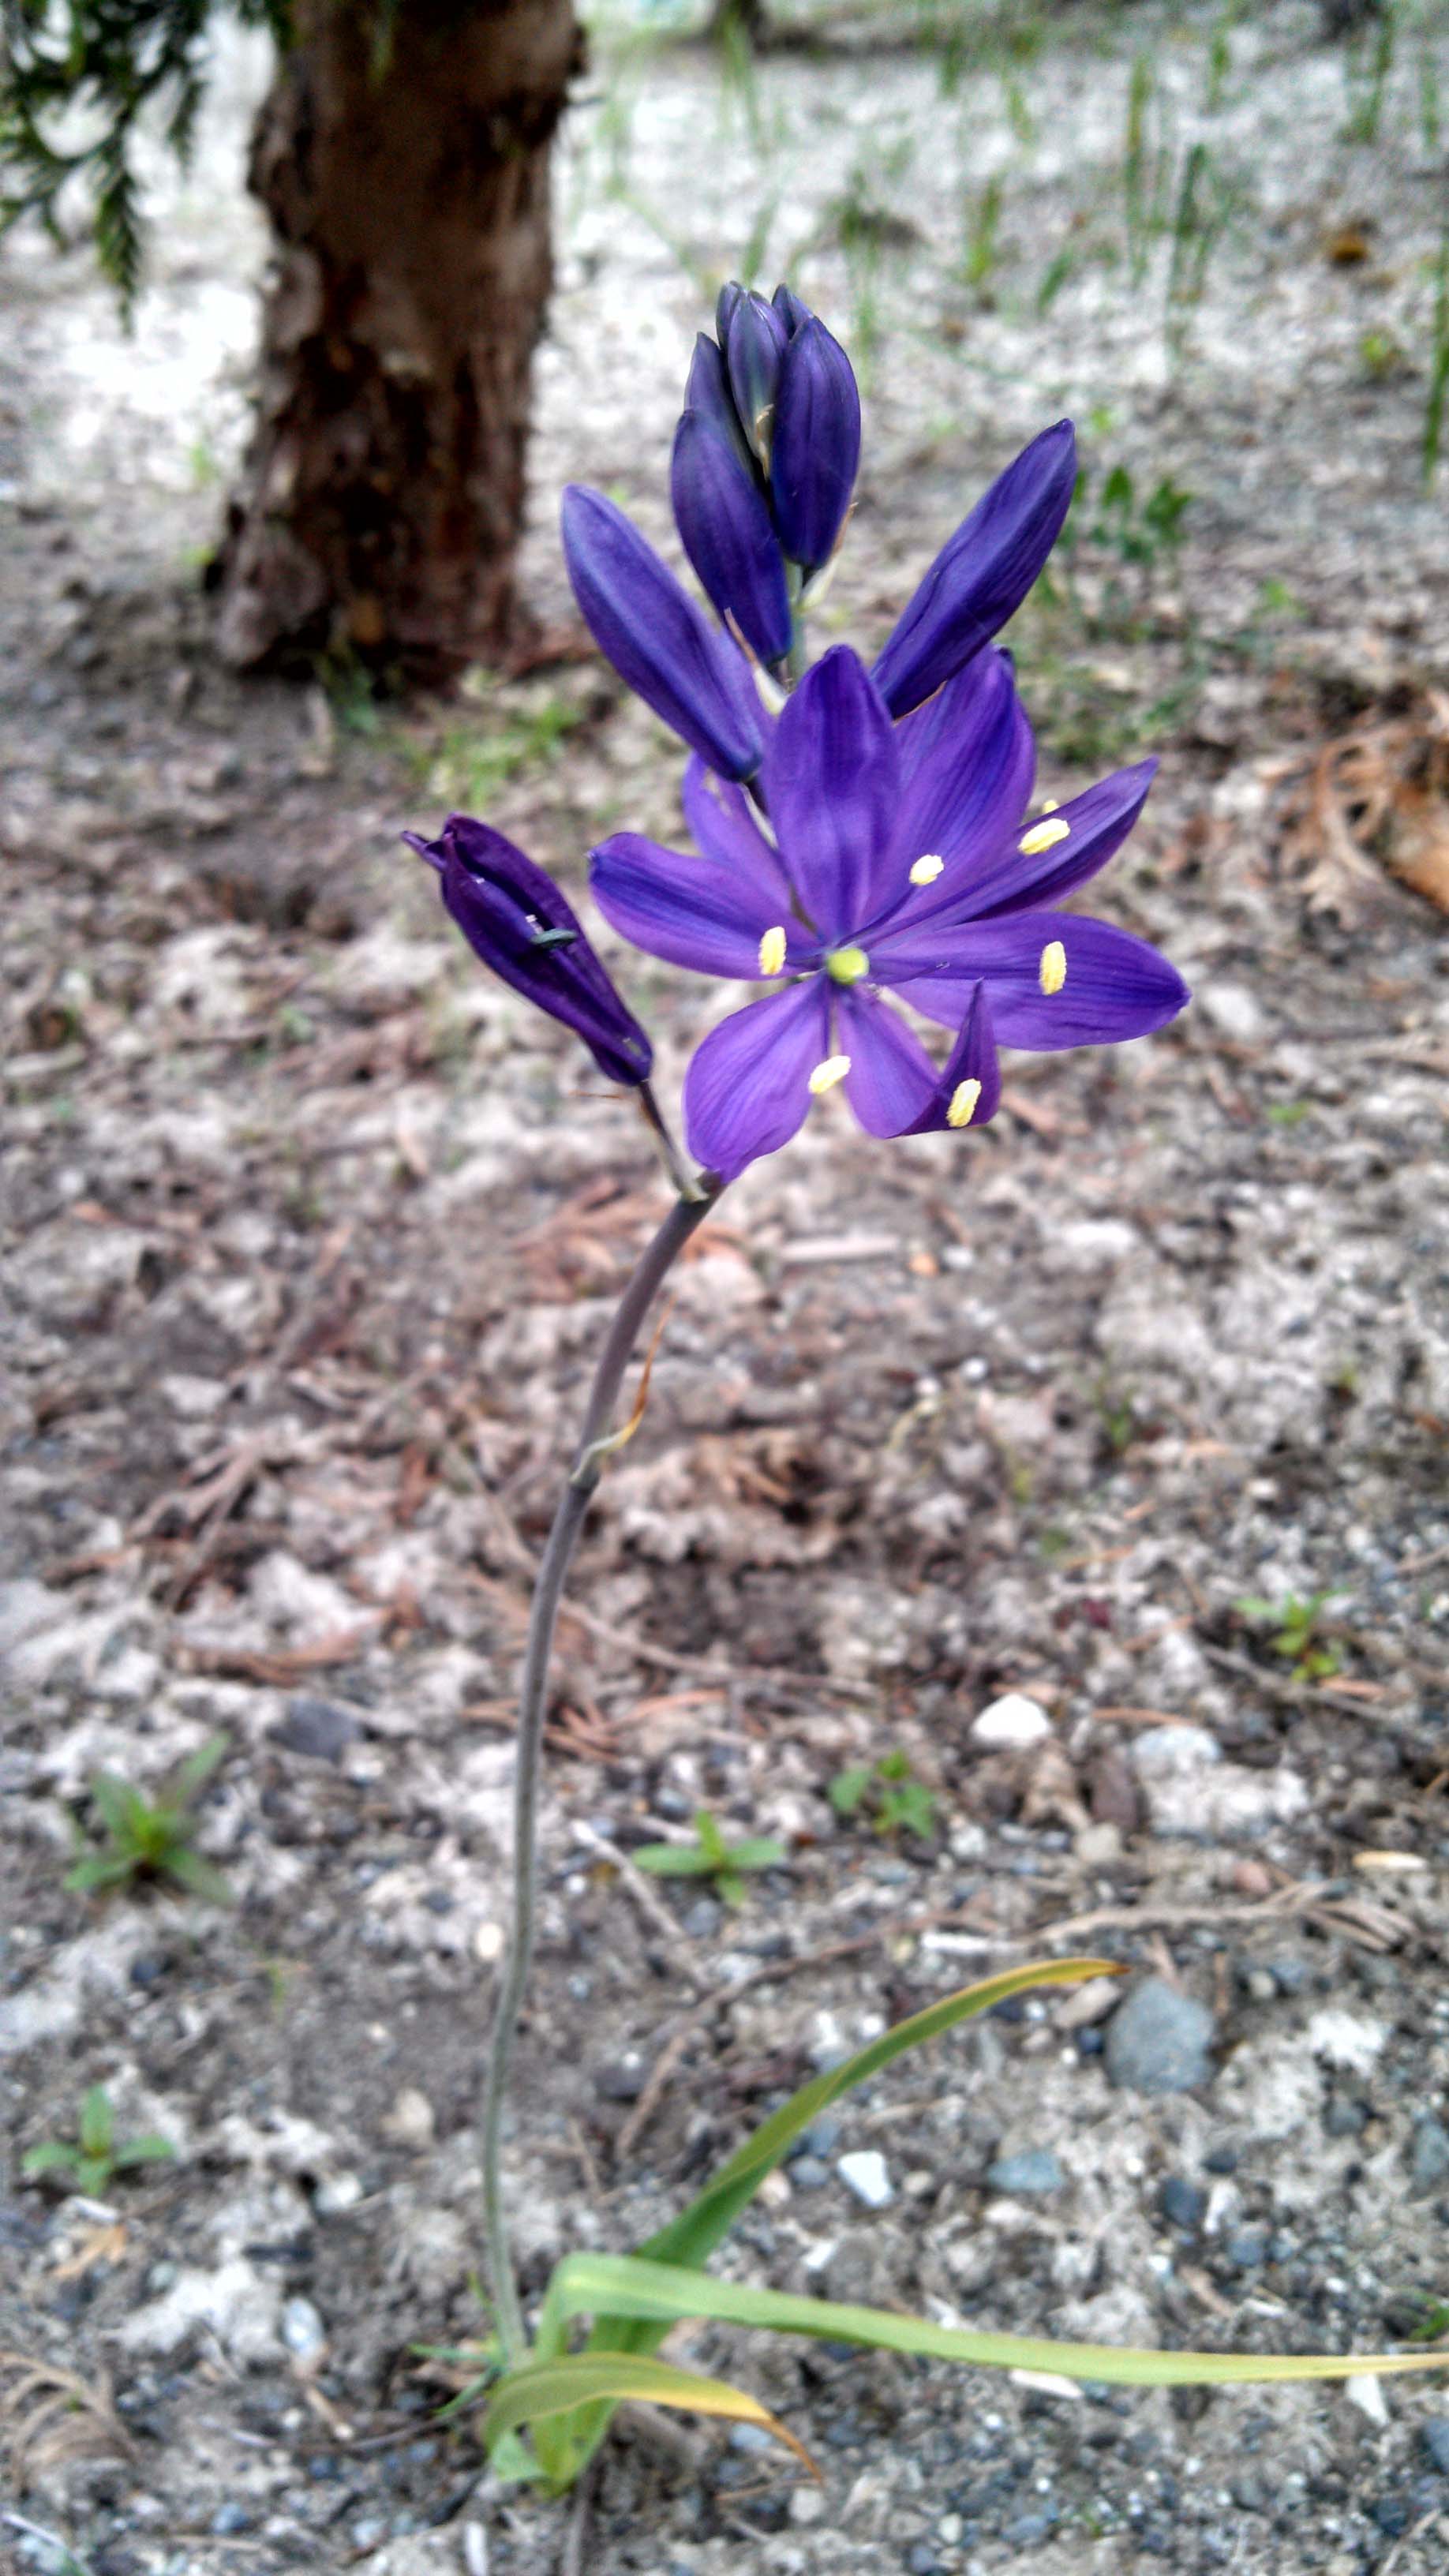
[405, 279, 1187, 1176]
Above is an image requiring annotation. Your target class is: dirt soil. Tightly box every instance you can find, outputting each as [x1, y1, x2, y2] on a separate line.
[3, 4, 1449, 2573]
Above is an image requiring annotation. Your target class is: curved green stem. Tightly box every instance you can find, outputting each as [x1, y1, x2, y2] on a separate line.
[480, 1184, 719, 2365]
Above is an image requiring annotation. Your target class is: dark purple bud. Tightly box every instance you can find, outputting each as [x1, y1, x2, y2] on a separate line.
[772, 281, 812, 337]
[724, 290, 789, 466]
[672, 410, 793, 668]
[715, 278, 746, 348]
[402, 815, 653, 1088]
[872, 421, 1078, 718]
[769, 314, 862, 574]
[560, 484, 765, 781]
[685, 332, 757, 480]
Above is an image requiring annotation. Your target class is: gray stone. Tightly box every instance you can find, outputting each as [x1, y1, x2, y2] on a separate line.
[273, 1695, 360, 1762]
[682, 1896, 723, 1938]
[789, 2156, 830, 2190]
[596, 2056, 646, 2102]
[1410, 2115, 1449, 2195]
[1159, 2175, 1208, 2230]
[211, 2503, 254, 2536]
[1105, 1978, 1215, 2095]
[281, 2294, 327, 2361]
[1422, 2420, 1449, 2476]
[985, 2147, 1064, 2196]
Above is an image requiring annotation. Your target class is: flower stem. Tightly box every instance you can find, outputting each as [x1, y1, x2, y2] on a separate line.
[480, 1185, 718, 2366]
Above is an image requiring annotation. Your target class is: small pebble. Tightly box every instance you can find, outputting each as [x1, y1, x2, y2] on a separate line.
[789, 2157, 830, 2191]
[1203, 2143, 1239, 2175]
[969, 1693, 1051, 1750]
[1104, 1977, 1215, 2095]
[1410, 2115, 1449, 2193]
[1159, 2176, 1207, 2231]
[210, 2503, 253, 2536]
[1324, 2095, 1368, 2138]
[682, 1897, 722, 1938]
[1371, 2497, 1411, 2538]
[282, 2295, 327, 2361]
[272, 1695, 360, 1762]
[595, 2057, 646, 2102]
[906, 2546, 940, 2574]
[1224, 2230, 1269, 2269]
[985, 2148, 1063, 2196]
[1423, 2419, 1449, 2476]
[837, 2149, 893, 2209]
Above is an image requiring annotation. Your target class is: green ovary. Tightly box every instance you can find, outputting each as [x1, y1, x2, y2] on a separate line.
[825, 945, 870, 986]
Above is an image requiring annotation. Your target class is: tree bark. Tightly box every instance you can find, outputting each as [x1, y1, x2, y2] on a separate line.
[214, 0, 581, 682]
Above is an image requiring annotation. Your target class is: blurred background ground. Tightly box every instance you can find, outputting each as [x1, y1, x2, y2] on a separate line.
[2, 2, 1449, 2572]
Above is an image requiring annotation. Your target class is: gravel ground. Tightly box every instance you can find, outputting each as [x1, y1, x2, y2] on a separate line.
[2, 4, 1448, 2573]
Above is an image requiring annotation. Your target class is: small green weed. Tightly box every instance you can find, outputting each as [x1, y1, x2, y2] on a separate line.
[633, 1810, 786, 1907]
[1234, 1589, 1343, 1681]
[22, 2085, 174, 2197]
[66, 1735, 233, 1902]
[405, 694, 585, 813]
[829, 1748, 938, 1842]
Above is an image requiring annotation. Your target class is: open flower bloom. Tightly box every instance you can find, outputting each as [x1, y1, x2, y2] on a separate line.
[589, 646, 1187, 1181]
[404, 814, 653, 1089]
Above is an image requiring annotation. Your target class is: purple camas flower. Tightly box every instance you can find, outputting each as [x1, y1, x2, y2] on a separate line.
[403, 814, 653, 1089]
[589, 646, 1187, 1181]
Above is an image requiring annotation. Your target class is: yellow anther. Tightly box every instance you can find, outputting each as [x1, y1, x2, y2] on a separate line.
[1039, 938, 1067, 996]
[807, 1054, 851, 1095]
[758, 925, 788, 976]
[825, 945, 870, 986]
[908, 852, 945, 886]
[946, 1078, 982, 1129]
[1019, 816, 1071, 856]
[1039, 796, 1060, 813]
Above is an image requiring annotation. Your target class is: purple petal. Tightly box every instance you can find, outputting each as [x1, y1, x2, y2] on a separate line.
[590, 832, 810, 979]
[865, 647, 1035, 935]
[406, 814, 653, 1088]
[772, 281, 812, 336]
[769, 316, 861, 573]
[681, 757, 796, 909]
[672, 410, 793, 668]
[871, 421, 1077, 718]
[683, 979, 833, 1181]
[837, 983, 1001, 1137]
[962, 758, 1158, 918]
[761, 646, 900, 941]
[685, 332, 757, 477]
[560, 485, 763, 781]
[724, 290, 789, 463]
[876, 912, 1190, 1051]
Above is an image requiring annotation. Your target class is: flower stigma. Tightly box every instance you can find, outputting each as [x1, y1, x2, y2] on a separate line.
[908, 852, 945, 886]
[1019, 815, 1071, 856]
[824, 945, 870, 985]
[947, 1078, 982, 1129]
[758, 925, 788, 976]
[808, 1054, 852, 1094]
[1039, 938, 1067, 996]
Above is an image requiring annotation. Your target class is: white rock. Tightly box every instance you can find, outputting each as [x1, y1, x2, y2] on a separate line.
[970, 1693, 1051, 1751]
[1305, 2009, 1388, 2076]
[1143, 1762, 1309, 1840]
[120, 2256, 283, 2365]
[282, 2294, 328, 2361]
[837, 2150, 893, 2210]
[1345, 2374, 1391, 2428]
[1197, 979, 1267, 1045]
[1130, 1724, 1222, 1776]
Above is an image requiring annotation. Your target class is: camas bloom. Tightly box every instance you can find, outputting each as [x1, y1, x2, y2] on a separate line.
[403, 814, 653, 1089]
[589, 646, 1187, 1181]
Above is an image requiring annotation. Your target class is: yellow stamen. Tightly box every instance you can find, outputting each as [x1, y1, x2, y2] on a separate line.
[807, 1054, 851, 1095]
[1039, 797, 1060, 813]
[1019, 817, 1071, 856]
[825, 945, 870, 986]
[758, 925, 788, 977]
[946, 1078, 982, 1129]
[1039, 938, 1067, 996]
[908, 852, 945, 886]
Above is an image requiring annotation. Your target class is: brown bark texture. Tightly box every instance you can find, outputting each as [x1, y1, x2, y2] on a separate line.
[214, 0, 581, 680]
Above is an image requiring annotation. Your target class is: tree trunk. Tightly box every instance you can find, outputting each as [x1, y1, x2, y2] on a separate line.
[214, 0, 581, 682]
